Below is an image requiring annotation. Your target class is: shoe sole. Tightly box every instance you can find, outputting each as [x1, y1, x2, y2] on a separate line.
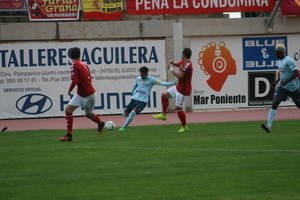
[152, 116, 167, 120]
[59, 139, 72, 141]
[178, 130, 188, 134]
[1, 126, 8, 132]
[97, 122, 105, 134]
[261, 124, 271, 133]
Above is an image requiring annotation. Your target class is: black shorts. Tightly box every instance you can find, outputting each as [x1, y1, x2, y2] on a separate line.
[274, 86, 300, 103]
[124, 99, 147, 115]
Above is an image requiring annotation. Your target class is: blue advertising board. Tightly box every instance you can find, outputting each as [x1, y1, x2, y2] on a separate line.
[243, 36, 287, 70]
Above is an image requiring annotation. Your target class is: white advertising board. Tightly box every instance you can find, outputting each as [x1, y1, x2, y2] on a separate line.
[0, 40, 166, 119]
[191, 35, 300, 110]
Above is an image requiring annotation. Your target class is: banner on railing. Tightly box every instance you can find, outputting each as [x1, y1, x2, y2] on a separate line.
[281, 0, 300, 16]
[26, 0, 80, 21]
[82, 0, 123, 21]
[0, 0, 25, 9]
[126, 0, 275, 15]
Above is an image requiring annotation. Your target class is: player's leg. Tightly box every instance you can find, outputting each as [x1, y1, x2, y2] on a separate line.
[1, 126, 8, 132]
[119, 100, 135, 131]
[60, 94, 80, 141]
[65, 104, 77, 134]
[162, 92, 171, 114]
[123, 100, 135, 117]
[290, 89, 300, 108]
[84, 94, 105, 134]
[261, 86, 285, 133]
[119, 100, 147, 131]
[152, 86, 175, 120]
[174, 92, 188, 133]
[119, 110, 137, 131]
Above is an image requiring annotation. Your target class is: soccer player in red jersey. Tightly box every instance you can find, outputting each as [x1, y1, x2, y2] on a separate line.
[1, 126, 8, 132]
[153, 48, 193, 133]
[59, 47, 105, 141]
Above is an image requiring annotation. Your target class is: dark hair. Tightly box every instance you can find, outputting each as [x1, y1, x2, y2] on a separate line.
[182, 48, 192, 59]
[69, 47, 80, 60]
[139, 66, 149, 73]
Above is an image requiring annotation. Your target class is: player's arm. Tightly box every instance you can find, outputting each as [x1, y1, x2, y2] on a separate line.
[131, 83, 138, 94]
[168, 63, 184, 79]
[168, 60, 180, 67]
[68, 67, 78, 96]
[280, 61, 298, 86]
[170, 68, 184, 79]
[155, 79, 177, 86]
[169, 61, 189, 79]
[281, 70, 299, 86]
[271, 71, 281, 88]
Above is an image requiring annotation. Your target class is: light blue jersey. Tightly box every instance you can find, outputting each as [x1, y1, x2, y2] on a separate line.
[279, 56, 299, 92]
[131, 76, 176, 103]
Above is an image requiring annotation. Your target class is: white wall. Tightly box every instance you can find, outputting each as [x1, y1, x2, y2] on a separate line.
[0, 14, 299, 117]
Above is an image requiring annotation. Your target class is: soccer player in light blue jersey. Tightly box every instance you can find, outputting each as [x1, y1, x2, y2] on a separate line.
[261, 44, 300, 133]
[118, 66, 177, 131]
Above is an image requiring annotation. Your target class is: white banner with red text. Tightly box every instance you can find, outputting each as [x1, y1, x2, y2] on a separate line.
[126, 0, 275, 15]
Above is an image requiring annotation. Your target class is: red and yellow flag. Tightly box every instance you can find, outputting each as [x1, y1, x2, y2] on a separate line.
[82, 0, 123, 21]
[0, 0, 25, 9]
[281, 0, 300, 16]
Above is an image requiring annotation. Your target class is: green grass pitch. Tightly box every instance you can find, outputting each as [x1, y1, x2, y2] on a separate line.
[0, 120, 300, 200]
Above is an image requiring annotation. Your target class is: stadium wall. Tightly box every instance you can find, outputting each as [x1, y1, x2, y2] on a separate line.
[0, 14, 300, 119]
[1, 15, 300, 41]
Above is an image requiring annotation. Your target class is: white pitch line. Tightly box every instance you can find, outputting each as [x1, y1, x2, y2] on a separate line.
[66, 145, 300, 153]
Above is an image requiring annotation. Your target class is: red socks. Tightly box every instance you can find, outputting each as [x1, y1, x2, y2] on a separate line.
[162, 94, 187, 126]
[89, 113, 101, 124]
[66, 113, 101, 134]
[66, 113, 73, 134]
[162, 94, 169, 114]
[176, 108, 186, 126]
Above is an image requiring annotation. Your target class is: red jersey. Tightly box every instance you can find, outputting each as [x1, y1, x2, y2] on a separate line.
[69, 60, 96, 97]
[176, 60, 193, 96]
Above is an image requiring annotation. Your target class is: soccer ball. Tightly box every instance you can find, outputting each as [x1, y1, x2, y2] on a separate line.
[104, 121, 116, 130]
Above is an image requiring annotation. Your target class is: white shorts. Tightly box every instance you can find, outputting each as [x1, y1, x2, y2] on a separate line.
[68, 93, 96, 115]
[167, 86, 185, 108]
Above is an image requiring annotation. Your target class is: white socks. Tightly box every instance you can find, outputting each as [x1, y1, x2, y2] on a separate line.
[122, 111, 136, 128]
[267, 109, 277, 128]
